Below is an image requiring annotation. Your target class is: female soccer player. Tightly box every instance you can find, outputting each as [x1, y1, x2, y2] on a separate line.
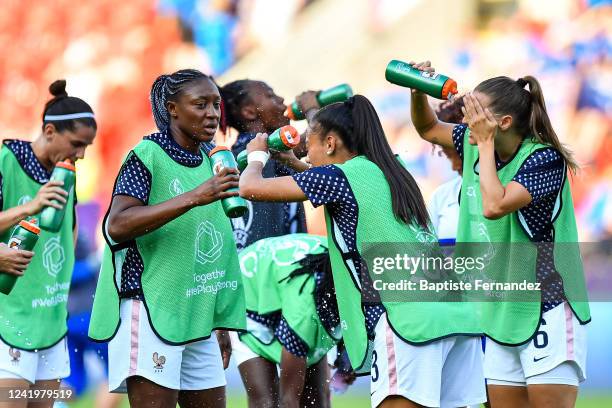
[239, 94, 486, 408]
[89, 69, 245, 408]
[410, 61, 590, 408]
[220, 80, 307, 250]
[231, 233, 345, 408]
[0, 80, 96, 408]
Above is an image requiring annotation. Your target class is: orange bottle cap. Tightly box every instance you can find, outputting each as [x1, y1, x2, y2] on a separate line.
[208, 146, 231, 157]
[279, 125, 300, 148]
[56, 160, 76, 172]
[19, 219, 40, 235]
[441, 79, 458, 100]
[285, 106, 297, 121]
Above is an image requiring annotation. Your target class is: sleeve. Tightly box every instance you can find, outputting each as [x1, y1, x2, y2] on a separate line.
[512, 148, 564, 202]
[113, 153, 153, 204]
[275, 317, 309, 357]
[0, 172, 3, 209]
[452, 124, 468, 162]
[291, 165, 350, 208]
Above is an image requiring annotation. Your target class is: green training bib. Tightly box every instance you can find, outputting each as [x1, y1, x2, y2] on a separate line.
[89, 139, 246, 344]
[325, 156, 480, 374]
[238, 234, 340, 366]
[0, 142, 75, 350]
[457, 129, 590, 345]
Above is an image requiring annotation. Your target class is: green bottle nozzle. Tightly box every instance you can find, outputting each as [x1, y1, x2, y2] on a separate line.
[385, 60, 458, 100]
[286, 84, 354, 120]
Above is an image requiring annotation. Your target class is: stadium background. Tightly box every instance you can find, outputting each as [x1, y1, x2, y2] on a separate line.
[0, 0, 609, 406]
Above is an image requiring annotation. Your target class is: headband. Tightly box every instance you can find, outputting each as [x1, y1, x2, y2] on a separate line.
[44, 112, 96, 121]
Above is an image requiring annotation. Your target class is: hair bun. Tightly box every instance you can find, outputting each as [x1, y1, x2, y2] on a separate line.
[49, 80, 68, 98]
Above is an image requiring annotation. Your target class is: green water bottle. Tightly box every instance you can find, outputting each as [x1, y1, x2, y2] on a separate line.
[286, 84, 353, 120]
[39, 160, 76, 232]
[236, 125, 300, 171]
[208, 146, 248, 218]
[0, 219, 40, 294]
[385, 60, 458, 100]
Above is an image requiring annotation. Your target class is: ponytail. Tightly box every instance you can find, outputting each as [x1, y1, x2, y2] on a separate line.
[475, 76, 578, 172]
[313, 95, 431, 228]
[522, 76, 578, 172]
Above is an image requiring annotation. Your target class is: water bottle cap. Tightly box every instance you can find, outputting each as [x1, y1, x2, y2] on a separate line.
[279, 125, 300, 148]
[208, 146, 231, 157]
[55, 160, 76, 172]
[19, 219, 40, 235]
[285, 104, 299, 121]
[441, 79, 458, 100]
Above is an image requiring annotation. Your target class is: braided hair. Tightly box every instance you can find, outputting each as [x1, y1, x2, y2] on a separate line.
[149, 69, 214, 132]
[219, 80, 253, 133]
[42, 80, 96, 132]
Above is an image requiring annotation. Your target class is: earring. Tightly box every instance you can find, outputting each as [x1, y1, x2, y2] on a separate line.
[326, 151, 332, 155]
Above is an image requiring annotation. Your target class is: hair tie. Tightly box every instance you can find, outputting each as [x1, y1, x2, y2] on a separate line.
[516, 78, 528, 89]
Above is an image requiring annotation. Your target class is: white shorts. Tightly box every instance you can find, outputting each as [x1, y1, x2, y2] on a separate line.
[0, 337, 70, 384]
[370, 313, 486, 408]
[108, 299, 226, 393]
[229, 331, 259, 367]
[484, 302, 587, 386]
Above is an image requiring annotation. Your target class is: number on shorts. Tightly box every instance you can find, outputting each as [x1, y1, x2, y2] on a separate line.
[534, 318, 548, 349]
[371, 350, 379, 382]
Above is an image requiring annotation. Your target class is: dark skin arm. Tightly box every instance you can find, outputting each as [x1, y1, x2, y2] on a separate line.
[107, 168, 239, 243]
[279, 348, 307, 408]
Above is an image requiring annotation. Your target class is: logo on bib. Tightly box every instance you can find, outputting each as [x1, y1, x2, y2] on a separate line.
[152, 352, 166, 371]
[230, 200, 253, 250]
[270, 236, 322, 267]
[43, 237, 65, 277]
[9, 348, 20, 364]
[195, 221, 223, 264]
[169, 178, 185, 196]
[18, 196, 32, 206]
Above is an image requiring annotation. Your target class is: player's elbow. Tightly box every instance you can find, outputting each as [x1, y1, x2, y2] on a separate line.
[482, 204, 505, 220]
[238, 184, 258, 201]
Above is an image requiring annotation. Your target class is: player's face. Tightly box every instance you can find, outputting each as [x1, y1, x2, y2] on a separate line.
[246, 81, 289, 131]
[45, 122, 96, 163]
[305, 124, 335, 167]
[171, 78, 221, 143]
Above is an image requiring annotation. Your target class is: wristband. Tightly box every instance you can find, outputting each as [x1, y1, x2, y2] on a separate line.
[247, 150, 270, 167]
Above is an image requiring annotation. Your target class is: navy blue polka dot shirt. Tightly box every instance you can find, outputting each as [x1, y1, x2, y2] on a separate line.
[453, 124, 567, 312]
[111, 132, 214, 300]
